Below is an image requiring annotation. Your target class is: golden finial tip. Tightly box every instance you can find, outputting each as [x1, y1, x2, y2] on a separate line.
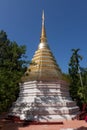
[40, 10, 47, 43]
[42, 10, 45, 26]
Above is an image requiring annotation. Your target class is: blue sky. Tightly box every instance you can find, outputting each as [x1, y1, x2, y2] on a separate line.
[0, 0, 87, 73]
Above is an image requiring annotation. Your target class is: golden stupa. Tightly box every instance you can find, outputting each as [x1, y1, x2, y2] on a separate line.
[9, 11, 79, 122]
[22, 11, 62, 82]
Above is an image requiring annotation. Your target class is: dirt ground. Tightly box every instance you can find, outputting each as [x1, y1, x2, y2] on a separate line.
[0, 119, 87, 130]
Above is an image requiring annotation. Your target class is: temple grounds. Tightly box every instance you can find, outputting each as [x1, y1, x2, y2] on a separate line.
[0, 114, 87, 130]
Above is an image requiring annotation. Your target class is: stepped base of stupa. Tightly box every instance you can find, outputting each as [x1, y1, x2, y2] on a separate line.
[9, 80, 79, 122]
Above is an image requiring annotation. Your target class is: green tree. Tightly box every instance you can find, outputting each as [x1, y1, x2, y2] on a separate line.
[62, 73, 71, 83]
[0, 30, 27, 112]
[68, 49, 82, 104]
[68, 49, 87, 111]
[77, 68, 87, 104]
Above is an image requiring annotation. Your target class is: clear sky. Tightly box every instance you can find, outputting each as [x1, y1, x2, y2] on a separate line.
[0, 0, 87, 73]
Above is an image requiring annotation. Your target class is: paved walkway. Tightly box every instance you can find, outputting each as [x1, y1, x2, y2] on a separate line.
[0, 119, 87, 130]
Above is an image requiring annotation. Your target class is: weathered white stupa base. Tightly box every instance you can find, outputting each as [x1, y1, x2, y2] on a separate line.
[9, 81, 79, 122]
[9, 12, 79, 122]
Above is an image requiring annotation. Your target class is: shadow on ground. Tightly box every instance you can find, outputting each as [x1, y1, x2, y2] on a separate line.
[77, 126, 87, 130]
[0, 119, 20, 130]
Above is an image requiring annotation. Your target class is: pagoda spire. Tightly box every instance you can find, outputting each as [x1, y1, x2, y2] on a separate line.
[42, 10, 45, 26]
[40, 10, 47, 43]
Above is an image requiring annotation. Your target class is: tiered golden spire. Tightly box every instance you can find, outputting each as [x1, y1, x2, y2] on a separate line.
[22, 11, 62, 82]
[40, 10, 47, 43]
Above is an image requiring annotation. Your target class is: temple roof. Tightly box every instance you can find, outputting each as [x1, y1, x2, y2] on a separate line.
[22, 11, 62, 82]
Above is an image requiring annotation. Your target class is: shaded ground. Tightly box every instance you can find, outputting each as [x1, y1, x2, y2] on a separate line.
[0, 113, 87, 130]
[0, 119, 87, 130]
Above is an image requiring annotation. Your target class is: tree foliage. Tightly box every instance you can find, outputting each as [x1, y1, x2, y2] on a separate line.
[62, 73, 71, 83]
[77, 68, 87, 104]
[68, 48, 87, 110]
[68, 49, 82, 99]
[0, 30, 27, 112]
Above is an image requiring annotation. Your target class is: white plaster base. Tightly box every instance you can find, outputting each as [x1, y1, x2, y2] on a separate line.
[9, 80, 79, 122]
